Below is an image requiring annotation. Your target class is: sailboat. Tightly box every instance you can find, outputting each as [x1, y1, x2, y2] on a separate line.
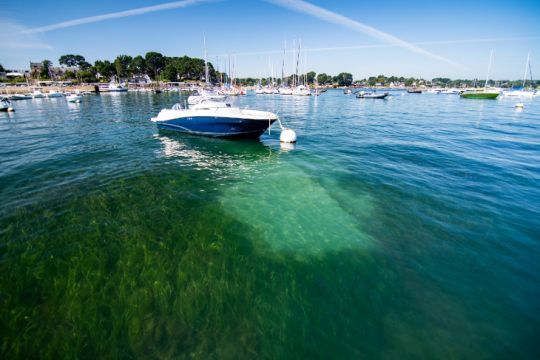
[188, 37, 228, 104]
[292, 40, 311, 96]
[461, 50, 500, 99]
[502, 53, 535, 98]
[277, 41, 293, 95]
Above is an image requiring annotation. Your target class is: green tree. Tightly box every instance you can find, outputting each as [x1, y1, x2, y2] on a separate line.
[94, 60, 116, 80]
[78, 61, 92, 70]
[305, 71, 316, 84]
[114, 55, 132, 79]
[145, 52, 165, 79]
[131, 55, 146, 75]
[317, 73, 330, 85]
[162, 58, 179, 82]
[41, 60, 52, 79]
[404, 77, 416, 86]
[59, 54, 86, 67]
[0, 63, 5, 72]
[62, 70, 77, 80]
[335, 72, 353, 86]
[77, 69, 97, 83]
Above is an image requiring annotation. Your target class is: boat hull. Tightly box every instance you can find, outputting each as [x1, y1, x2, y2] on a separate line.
[461, 92, 499, 99]
[357, 93, 389, 99]
[156, 116, 276, 138]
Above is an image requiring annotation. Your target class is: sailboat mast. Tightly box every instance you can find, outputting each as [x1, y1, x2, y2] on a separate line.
[295, 40, 301, 88]
[292, 39, 296, 88]
[281, 41, 286, 86]
[523, 53, 530, 88]
[271, 62, 274, 86]
[484, 49, 494, 88]
[204, 36, 209, 85]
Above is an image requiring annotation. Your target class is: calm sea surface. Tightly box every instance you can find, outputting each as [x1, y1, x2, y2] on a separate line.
[1, 91, 539, 358]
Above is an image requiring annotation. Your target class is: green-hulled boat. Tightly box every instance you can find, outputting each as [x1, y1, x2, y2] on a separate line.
[461, 49, 500, 99]
[460, 89, 500, 99]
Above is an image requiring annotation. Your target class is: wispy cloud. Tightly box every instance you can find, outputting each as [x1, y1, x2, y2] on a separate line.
[22, 0, 216, 34]
[0, 19, 52, 49]
[213, 36, 540, 57]
[266, 0, 463, 68]
[305, 36, 540, 54]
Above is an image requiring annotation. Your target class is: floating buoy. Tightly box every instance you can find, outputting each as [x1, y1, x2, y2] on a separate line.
[7, 107, 14, 112]
[280, 128, 297, 143]
[515, 103, 524, 108]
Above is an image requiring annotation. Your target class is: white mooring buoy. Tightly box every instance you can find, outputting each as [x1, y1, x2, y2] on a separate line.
[275, 116, 297, 144]
[280, 128, 297, 143]
[515, 103, 524, 108]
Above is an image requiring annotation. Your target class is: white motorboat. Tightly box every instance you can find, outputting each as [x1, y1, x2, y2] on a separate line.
[1, 97, 15, 112]
[107, 82, 128, 92]
[47, 90, 64, 98]
[292, 84, 311, 96]
[32, 90, 45, 98]
[107, 76, 128, 92]
[502, 89, 535, 98]
[356, 91, 389, 99]
[440, 88, 460, 94]
[151, 100, 277, 138]
[278, 87, 293, 95]
[503, 53, 535, 98]
[188, 89, 228, 105]
[9, 94, 33, 100]
[67, 93, 82, 103]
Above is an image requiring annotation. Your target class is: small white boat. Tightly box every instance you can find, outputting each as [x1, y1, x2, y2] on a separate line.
[502, 89, 535, 98]
[188, 89, 228, 105]
[107, 76, 128, 92]
[278, 87, 293, 95]
[440, 88, 460, 94]
[32, 90, 45, 98]
[503, 53, 535, 98]
[1, 97, 15, 112]
[356, 91, 389, 99]
[292, 84, 311, 96]
[67, 93, 82, 103]
[47, 90, 64, 98]
[9, 94, 33, 100]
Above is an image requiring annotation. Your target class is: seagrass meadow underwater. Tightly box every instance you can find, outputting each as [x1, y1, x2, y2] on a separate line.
[1, 91, 539, 358]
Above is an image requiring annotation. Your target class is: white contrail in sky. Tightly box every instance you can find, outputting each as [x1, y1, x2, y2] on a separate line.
[22, 0, 215, 34]
[266, 0, 463, 68]
[0, 20, 52, 49]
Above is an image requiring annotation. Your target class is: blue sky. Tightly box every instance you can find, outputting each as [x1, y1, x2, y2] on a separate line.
[1, 0, 539, 79]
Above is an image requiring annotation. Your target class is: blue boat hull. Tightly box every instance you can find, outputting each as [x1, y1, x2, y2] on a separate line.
[156, 116, 276, 138]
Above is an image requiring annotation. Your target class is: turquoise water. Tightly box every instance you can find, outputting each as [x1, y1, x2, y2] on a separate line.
[1, 91, 539, 358]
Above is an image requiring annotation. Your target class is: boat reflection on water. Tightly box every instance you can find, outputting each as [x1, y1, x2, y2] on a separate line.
[280, 142, 296, 151]
[155, 132, 278, 174]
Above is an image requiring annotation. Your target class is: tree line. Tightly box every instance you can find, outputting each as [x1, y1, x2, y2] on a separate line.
[23, 53, 220, 83]
[2, 58, 537, 88]
[357, 74, 540, 88]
